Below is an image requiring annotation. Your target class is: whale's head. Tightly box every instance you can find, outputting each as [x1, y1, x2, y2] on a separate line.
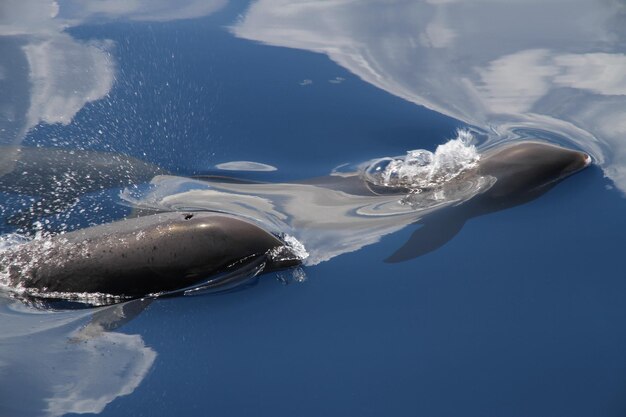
[477, 141, 591, 198]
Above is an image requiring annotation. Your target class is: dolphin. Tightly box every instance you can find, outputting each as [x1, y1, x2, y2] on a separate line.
[0, 211, 301, 303]
[385, 141, 591, 262]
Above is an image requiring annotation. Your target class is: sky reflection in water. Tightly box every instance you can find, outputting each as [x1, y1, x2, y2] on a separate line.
[233, 0, 626, 191]
[0, 2, 221, 415]
[0, 298, 154, 417]
[0, 0, 625, 416]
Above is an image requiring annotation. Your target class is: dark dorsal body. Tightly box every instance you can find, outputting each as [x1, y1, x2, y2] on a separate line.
[385, 141, 591, 262]
[475, 141, 591, 206]
[1, 212, 298, 298]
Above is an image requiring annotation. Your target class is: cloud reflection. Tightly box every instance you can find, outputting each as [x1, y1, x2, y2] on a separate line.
[57, 0, 227, 23]
[233, 0, 626, 192]
[0, 298, 155, 417]
[23, 35, 115, 127]
[121, 170, 483, 265]
[0, 0, 227, 173]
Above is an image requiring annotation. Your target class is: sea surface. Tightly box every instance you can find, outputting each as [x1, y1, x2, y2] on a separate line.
[1, 1, 626, 416]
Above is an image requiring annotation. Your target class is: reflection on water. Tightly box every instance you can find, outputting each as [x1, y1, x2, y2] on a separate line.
[0, 297, 155, 417]
[0, 0, 230, 229]
[0, 1, 113, 174]
[121, 135, 588, 267]
[0, 1, 621, 415]
[0, 3, 233, 414]
[123, 172, 428, 265]
[120, 132, 514, 266]
[0, 0, 227, 173]
[233, 0, 626, 192]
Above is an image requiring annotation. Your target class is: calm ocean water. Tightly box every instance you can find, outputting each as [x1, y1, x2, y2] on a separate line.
[1, 1, 626, 416]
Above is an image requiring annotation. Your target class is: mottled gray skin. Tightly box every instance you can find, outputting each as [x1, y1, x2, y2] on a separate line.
[385, 141, 591, 262]
[1, 212, 298, 298]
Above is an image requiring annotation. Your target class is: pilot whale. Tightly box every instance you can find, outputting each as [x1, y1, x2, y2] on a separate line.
[125, 139, 591, 267]
[0, 146, 166, 227]
[0, 211, 301, 301]
[0, 140, 590, 304]
[385, 141, 591, 261]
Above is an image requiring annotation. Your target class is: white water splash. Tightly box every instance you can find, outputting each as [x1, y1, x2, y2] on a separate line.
[0, 233, 31, 251]
[0, 230, 130, 305]
[0, 232, 38, 295]
[282, 234, 309, 261]
[364, 130, 480, 190]
[267, 233, 309, 264]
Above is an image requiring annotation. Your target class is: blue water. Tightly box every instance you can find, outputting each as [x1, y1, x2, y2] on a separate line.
[2, 1, 626, 416]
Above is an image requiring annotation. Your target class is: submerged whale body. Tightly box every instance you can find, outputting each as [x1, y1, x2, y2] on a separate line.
[385, 141, 591, 262]
[0, 212, 300, 301]
[0, 139, 590, 304]
[0, 146, 166, 227]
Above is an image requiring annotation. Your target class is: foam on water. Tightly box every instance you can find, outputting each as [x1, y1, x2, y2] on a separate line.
[0, 233, 31, 251]
[364, 130, 480, 190]
[280, 234, 309, 262]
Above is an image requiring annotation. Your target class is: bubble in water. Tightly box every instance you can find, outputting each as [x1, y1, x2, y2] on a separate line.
[275, 267, 307, 285]
[364, 129, 480, 190]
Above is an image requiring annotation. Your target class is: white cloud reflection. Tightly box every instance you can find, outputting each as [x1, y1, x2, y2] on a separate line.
[57, 0, 227, 23]
[554, 53, 626, 95]
[121, 170, 482, 265]
[233, 0, 626, 192]
[0, 2, 231, 412]
[23, 35, 115, 127]
[43, 331, 155, 416]
[0, 298, 155, 417]
[0, 0, 227, 173]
